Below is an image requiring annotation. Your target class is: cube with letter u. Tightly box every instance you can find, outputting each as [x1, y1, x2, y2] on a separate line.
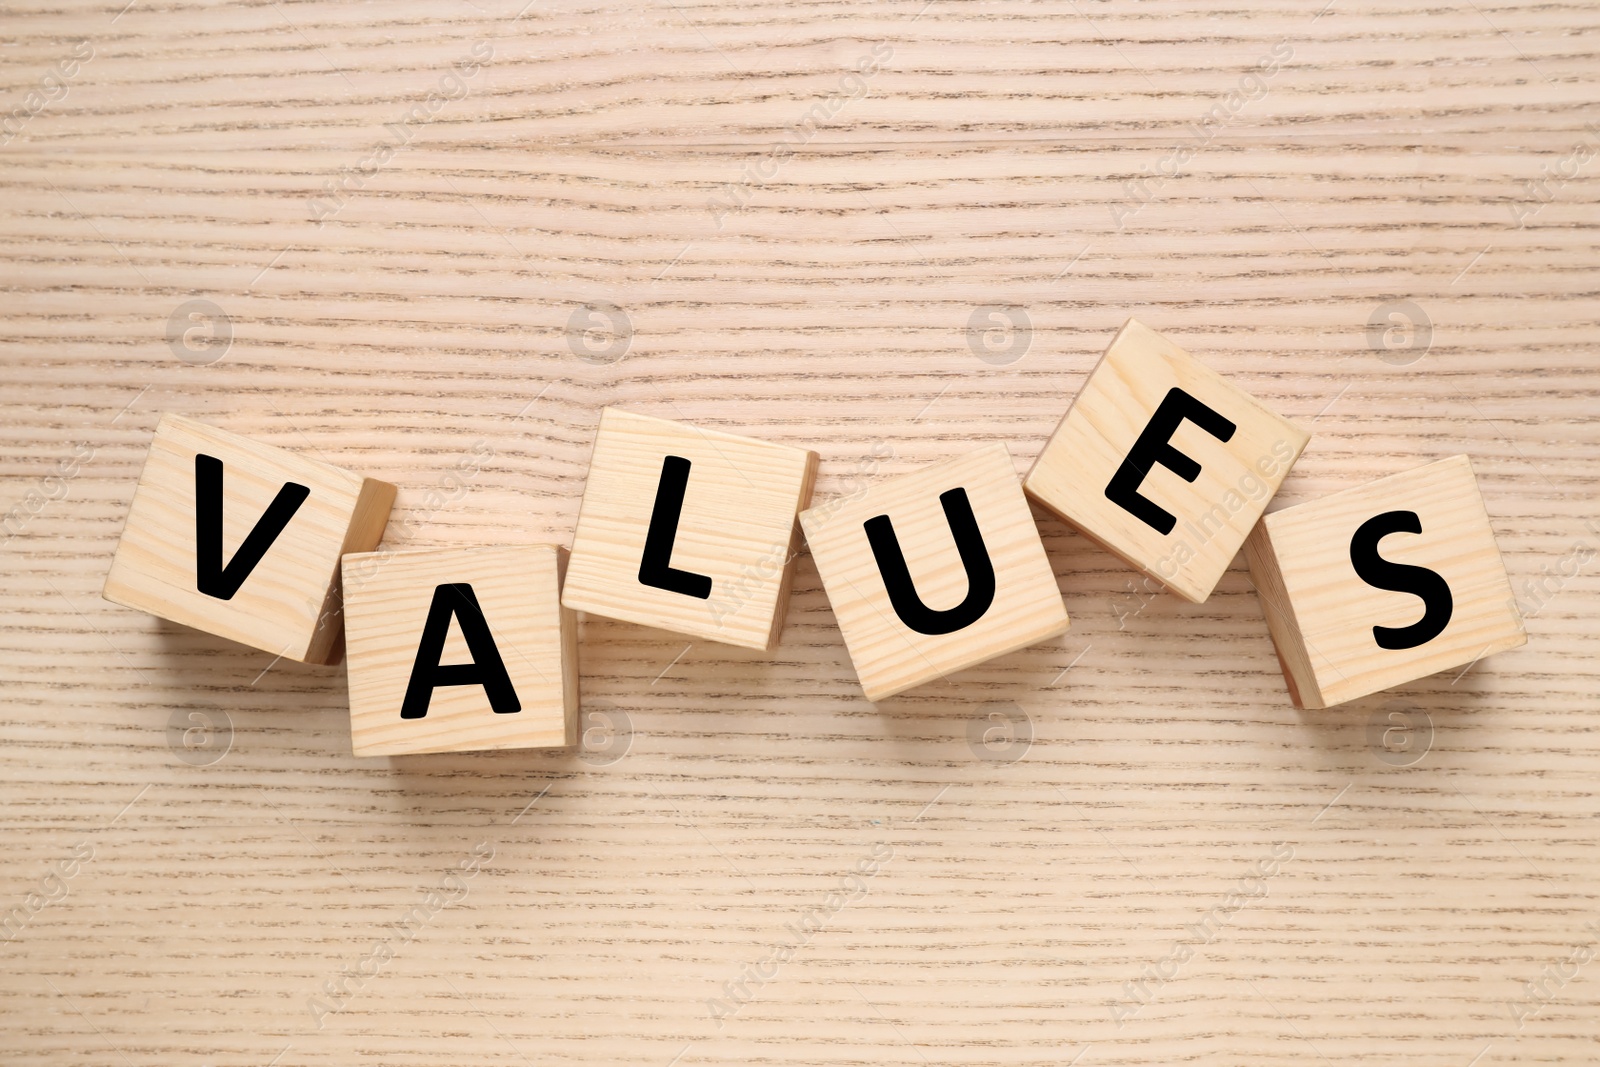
[800, 444, 1070, 702]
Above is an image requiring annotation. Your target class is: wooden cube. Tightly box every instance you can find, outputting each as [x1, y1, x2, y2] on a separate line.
[1024, 318, 1310, 603]
[103, 413, 396, 664]
[341, 545, 579, 756]
[1244, 455, 1526, 710]
[561, 408, 818, 650]
[799, 444, 1070, 702]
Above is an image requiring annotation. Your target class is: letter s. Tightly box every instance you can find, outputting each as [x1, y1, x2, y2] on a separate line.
[1350, 511, 1454, 650]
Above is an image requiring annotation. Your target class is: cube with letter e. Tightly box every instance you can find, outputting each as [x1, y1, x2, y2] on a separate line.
[1243, 455, 1526, 709]
[1023, 318, 1309, 603]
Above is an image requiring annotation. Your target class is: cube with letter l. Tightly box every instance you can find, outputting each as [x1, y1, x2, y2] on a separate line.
[561, 408, 818, 650]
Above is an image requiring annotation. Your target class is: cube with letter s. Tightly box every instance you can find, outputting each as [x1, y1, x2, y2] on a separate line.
[1243, 455, 1526, 709]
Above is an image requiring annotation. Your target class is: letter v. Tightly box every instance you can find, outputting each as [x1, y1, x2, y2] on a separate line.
[194, 453, 310, 600]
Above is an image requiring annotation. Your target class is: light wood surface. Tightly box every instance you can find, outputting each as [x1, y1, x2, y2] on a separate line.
[1024, 317, 1310, 603]
[343, 544, 578, 757]
[2, 0, 1598, 1064]
[802, 443, 1070, 701]
[1245, 454, 1528, 710]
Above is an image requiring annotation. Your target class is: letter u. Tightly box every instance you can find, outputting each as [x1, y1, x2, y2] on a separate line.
[863, 487, 995, 635]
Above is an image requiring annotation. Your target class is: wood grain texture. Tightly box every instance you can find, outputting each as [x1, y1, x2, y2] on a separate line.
[1, 0, 1598, 1063]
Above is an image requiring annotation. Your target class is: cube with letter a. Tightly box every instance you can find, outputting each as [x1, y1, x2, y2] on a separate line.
[561, 408, 819, 650]
[1243, 455, 1526, 709]
[341, 545, 578, 756]
[103, 413, 396, 663]
[1023, 318, 1310, 603]
[800, 444, 1070, 702]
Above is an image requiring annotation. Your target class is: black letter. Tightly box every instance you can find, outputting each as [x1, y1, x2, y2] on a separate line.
[194, 453, 310, 600]
[1350, 510, 1453, 650]
[638, 455, 712, 599]
[1105, 387, 1237, 535]
[864, 487, 995, 635]
[401, 583, 520, 719]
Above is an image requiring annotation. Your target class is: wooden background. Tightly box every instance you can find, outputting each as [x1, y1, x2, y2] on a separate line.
[2, 0, 1597, 1063]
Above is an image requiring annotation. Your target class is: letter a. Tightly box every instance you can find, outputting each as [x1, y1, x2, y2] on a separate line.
[400, 583, 520, 719]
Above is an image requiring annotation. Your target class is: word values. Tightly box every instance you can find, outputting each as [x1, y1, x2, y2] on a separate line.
[102, 319, 1527, 757]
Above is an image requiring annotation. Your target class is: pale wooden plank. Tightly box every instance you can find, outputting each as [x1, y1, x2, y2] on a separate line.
[0, 7, 1598, 1063]
[0, 0, 1596, 151]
